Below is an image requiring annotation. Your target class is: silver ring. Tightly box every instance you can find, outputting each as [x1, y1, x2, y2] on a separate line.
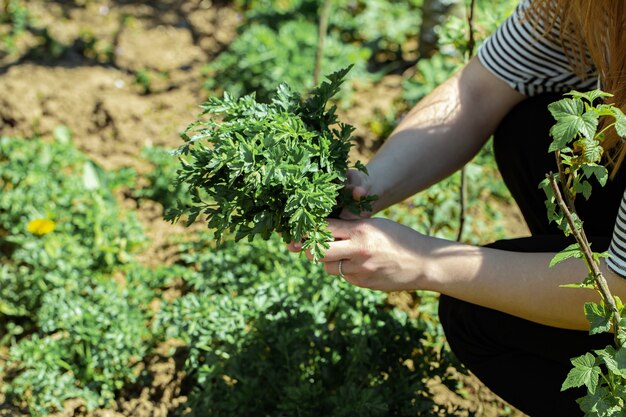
[338, 259, 345, 277]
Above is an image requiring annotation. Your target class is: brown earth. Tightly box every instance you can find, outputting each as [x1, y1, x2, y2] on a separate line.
[0, 0, 529, 416]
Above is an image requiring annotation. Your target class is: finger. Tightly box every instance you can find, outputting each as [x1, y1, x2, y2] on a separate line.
[339, 203, 372, 220]
[352, 185, 369, 202]
[317, 239, 354, 263]
[286, 240, 303, 252]
[304, 248, 314, 261]
[326, 218, 360, 240]
[339, 209, 363, 220]
[324, 259, 349, 277]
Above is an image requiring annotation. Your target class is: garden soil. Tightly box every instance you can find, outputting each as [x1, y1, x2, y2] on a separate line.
[0, 1, 528, 416]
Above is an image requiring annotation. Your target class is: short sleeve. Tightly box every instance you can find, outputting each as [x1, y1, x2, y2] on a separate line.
[608, 191, 626, 278]
[477, 0, 597, 96]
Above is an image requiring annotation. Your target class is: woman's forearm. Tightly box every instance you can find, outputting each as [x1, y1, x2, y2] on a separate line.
[422, 237, 624, 331]
[312, 218, 624, 332]
[366, 57, 525, 212]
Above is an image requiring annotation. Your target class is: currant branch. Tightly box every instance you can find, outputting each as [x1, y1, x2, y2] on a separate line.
[547, 172, 621, 342]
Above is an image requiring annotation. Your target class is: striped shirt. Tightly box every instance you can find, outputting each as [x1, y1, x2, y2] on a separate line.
[477, 0, 626, 278]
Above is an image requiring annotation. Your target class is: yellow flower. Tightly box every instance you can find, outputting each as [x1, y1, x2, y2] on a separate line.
[27, 218, 56, 236]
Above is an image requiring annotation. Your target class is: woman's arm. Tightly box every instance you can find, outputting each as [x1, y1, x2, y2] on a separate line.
[294, 56, 623, 331]
[361, 56, 525, 213]
[312, 218, 625, 331]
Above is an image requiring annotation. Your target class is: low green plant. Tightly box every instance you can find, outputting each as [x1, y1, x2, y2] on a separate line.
[167, 67, 375, 261]
[156, 233, 453, 417]
[330, 0, 422, 65]
[0, 136, 157, 415]
[134, 68, 152, 94]
[0, 0, 29, 53]
[2, 336, 99, 415]
[404, 0, 517, 106]
[540, 90, 626, 415]
[237, 0, 423, 70]
[0, 137, 145, 321]
[402, 53, 460, 105]
[4, 279, 153, 415]
[203, 20, 370, 102]
[134, 145, 192, 210]
[77, 29, 114, 63]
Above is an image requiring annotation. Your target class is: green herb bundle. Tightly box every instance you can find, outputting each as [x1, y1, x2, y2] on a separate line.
[167, 67, 375, 260]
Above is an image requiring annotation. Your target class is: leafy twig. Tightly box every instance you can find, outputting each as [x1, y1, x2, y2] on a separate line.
[547, 173, 621, 341]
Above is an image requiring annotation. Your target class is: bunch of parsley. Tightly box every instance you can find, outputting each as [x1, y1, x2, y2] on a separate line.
[167, 67, 374, 260]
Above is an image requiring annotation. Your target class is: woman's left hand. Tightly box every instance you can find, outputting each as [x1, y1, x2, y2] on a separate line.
[288, 217, 430, 292]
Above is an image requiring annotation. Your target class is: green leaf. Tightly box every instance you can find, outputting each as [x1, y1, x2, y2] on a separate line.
[567, 89, 613, 103]
[613, 107, 626, 138]
[354, 160, 368, 174]
[577, 386, 617, 415]
[53, 125, 72, 144]
[592, 250, 610, 264]
[580, 110, 600, 140]
[582, 164, 608, 187]
[0, 299, 23, 315]
[616, 381, 626, 403]
[596, 346, 626, 379]
[83, 161, 101, 191]
[560, 282, 596, 289]
[574, 179, 593, 200]
[562, 352, 601, 394]
[584, 303, 612, 335]
[549, 243, 583, 268]
[548, 98, 585, 150]
[578, 137, 603, 163]
[272, 82, 300, 112]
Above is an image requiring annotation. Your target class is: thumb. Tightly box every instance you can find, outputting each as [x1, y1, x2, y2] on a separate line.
[352, 184, 369, 202]
[345, 169, 371, 199]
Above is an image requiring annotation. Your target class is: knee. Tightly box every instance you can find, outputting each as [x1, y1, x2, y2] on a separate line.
[438, 295, 495, 367]
[438, 294, 467, 346]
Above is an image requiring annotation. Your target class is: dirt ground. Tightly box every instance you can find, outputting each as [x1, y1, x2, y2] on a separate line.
[0, 1, 529, 416]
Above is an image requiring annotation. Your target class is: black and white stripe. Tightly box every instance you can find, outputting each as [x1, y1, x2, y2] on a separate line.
[477, 0, 597, 96]
[478, 0, 626, 278]
[608, 191, 626, 277]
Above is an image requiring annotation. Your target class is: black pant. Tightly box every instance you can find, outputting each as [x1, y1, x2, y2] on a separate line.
[438, 94, 626, 416]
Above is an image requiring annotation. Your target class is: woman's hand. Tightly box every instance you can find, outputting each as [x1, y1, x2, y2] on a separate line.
[339, 169, 378, 219]
[288, 217, 430, 292]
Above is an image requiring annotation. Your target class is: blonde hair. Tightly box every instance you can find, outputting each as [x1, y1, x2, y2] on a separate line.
[527, 0, 626, 177]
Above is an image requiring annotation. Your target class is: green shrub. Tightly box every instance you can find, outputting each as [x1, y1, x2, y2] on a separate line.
[238, 0, 423, 68]
[134, 145, 192, 211]
[0, 137, 145, 320]
[156, 234, 452, 416]
[4, 280, 152, 415]
[204, 20, 370, 101]
[0, 0, 30, 53]
[0, 137, 155, 415]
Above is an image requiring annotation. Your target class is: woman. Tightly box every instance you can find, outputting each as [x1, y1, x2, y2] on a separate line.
[289, 1, 626, 415]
